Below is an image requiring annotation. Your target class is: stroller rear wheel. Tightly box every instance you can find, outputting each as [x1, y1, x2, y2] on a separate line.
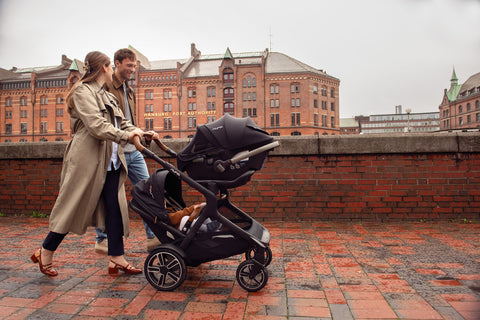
[144, 247, 187, 291]
[236, 259, 268, 292]
[245, 246, 272, 267]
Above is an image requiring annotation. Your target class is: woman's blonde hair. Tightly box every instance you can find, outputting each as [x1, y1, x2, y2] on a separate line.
[66, 51, 111, 114]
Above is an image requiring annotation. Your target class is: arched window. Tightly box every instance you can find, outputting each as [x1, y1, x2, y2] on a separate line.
[224, 102, 234, 114]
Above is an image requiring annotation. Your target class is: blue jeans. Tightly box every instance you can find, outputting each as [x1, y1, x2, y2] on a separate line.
[96, 149, 155, 242]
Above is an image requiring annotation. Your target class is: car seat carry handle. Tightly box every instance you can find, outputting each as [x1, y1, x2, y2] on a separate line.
[133, 135, 177, 157]
[214, 141, 279, 173]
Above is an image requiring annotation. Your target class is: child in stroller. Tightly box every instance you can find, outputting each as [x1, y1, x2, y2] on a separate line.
[130, 114, 279, 292]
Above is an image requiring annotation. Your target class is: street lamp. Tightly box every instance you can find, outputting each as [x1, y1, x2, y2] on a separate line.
[406, 108, 411, 133]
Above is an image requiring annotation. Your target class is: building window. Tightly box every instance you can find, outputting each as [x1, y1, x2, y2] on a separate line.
[56, 96, 64, 104]
[163, 89, 172, 99]
[291, 113, 300, 126]
[331, 102, 335, 111]
[223, 69, 234, 83]
[331, 116, 335, 128]
[40, 122, 47, 133]
[314, 99, 318, 108]
[5, 98, 12, 107]
[21, 123, 27, 134]
[331, 88, 335, 98]
[188, 102, 197, 111]
[476, 113, 480, 122]
[145, 90, 153, 100]
[207, 87, 216, 97]
[188, 88, 196, 98]
[164, 118, 172, 130]
[40, 96, 48, 105]
[224, 102, 234, 114]
[459, 117, 463, 126]
[459, 105, 463, 113]
[224, 87, 234, 99]
[20, 96, 28, 106]
[5, 124, 12, 134]
[467, 103, 471, 112]
[243, 75, 256, 88]
[164, 104, 172, 112]
[291, 83, 300, 93]
[145, 104, 154, 113]
[145, 118, 154, 130]
[56, 108, 63, 117]
[188, 117, 196, 128]
[314, 114, 319, 126]
[321, 86, 327, 96]
[313, 85, 318, 94]
[476, 100, 479, 110]
[56, 122, 64, 133]
[207, 116, 216, 123]
[271, 114, 279, 126]
[243, 108, 257, 117]
[207, 102, 216, 110]
[20, 110, 27, 118]
[40, 109, 47, 117]
[467, 115, 471, 124]
[270, 84, 279, 94]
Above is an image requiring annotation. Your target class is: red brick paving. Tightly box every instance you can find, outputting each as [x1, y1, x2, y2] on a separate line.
[0, 216, 479, 319]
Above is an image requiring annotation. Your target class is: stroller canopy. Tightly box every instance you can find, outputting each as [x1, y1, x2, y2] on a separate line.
[177, 114, 274, 182]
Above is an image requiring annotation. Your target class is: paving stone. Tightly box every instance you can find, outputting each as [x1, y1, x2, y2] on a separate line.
[0, 216, 479, 319]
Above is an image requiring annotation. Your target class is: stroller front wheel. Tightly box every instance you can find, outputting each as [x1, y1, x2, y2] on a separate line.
[144, 247, 187, 291]
[236, 259, 268, 292]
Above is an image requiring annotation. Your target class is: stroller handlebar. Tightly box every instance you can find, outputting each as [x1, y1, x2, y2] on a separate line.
[214, 140, 280, 173]
[133, 135, 177, 157]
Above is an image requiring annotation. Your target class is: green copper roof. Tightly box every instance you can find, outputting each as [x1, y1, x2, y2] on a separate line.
[224, 47, 233, 59]
[446, 67, 461, 101]
[451, 67, 458, 82]
[69, 60, 79, 71]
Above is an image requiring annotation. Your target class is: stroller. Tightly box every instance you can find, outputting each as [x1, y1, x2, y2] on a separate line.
[130, 114, 279, 292]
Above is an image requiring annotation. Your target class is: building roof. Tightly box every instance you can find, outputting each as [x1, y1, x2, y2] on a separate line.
[459, 71, 480, 95]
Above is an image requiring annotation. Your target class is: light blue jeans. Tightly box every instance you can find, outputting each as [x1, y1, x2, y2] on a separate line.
[96, 149, 155, 242]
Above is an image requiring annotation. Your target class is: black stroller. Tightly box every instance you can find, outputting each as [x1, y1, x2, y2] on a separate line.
[130, 114, 279, 292]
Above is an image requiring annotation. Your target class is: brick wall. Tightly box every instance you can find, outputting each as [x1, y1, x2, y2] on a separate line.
[1, 133, 479, 221]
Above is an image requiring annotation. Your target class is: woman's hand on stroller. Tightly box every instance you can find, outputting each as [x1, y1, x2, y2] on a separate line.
[128, 128, 144, 143]
[143, 131, 159, 142]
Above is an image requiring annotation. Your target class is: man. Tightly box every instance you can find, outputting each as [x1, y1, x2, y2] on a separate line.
[95, 48, 160, 253]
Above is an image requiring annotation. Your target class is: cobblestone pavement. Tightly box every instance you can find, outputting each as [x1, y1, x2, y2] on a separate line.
[0, 216, 479, 319]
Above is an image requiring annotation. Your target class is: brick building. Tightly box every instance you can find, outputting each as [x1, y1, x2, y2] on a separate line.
[439, 68, 480, 131]
[0, 44, 340, 142]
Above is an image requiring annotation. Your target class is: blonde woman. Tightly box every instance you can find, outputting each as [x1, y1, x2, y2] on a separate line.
[31, 51, 146, 276]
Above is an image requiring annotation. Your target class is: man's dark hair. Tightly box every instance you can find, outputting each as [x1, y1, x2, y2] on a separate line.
[114, 48, 136, 63]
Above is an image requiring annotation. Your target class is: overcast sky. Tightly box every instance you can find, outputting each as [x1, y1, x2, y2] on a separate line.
[1, 0, 479, 118]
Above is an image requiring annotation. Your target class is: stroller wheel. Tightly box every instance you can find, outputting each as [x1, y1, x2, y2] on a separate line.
[236, 259, 268, 292]
[144, 247, 187, 291]
[245, 246, 272, 267]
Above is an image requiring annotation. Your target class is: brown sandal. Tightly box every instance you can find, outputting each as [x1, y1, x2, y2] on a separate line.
[30, 248, 58, 277]
[108, 260, 142, 275]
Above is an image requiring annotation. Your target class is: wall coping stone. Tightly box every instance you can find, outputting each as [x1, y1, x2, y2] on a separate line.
[0, 132, 479, 160]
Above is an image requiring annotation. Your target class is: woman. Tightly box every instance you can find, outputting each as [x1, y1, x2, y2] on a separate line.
[31, 51, 144, 276]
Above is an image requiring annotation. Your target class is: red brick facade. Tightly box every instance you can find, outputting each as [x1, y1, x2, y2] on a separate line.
[0, 45, 340, 142]
[1, 138, 478, 221]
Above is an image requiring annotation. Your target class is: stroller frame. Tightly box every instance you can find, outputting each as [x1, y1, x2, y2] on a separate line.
[131, 137, 278, 292]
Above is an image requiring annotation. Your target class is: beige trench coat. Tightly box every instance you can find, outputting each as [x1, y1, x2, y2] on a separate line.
[48, 81, 136, 236]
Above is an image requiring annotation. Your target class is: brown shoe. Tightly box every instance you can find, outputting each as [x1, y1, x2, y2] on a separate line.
[108, 260, 142, 275]
[30, 248, 58, 277]
[94, 240, 108, 255]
